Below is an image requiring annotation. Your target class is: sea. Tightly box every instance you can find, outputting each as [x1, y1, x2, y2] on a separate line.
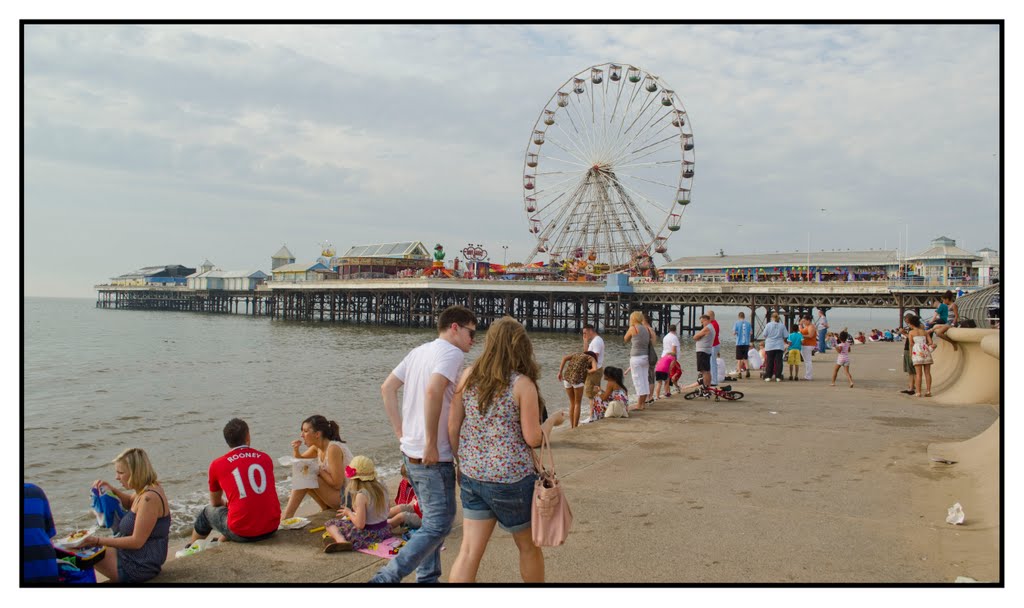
[22, 296, 906, 538]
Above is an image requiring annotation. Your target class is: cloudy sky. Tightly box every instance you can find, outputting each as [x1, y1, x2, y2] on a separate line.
[22, 23, 1001, 297]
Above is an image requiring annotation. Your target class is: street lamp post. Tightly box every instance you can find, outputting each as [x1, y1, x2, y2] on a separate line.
[502, 245, 508, 265]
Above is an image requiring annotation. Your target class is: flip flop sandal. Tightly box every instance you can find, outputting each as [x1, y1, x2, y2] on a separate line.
[322, 534, 353, 553]
[323, 539, 353, 553]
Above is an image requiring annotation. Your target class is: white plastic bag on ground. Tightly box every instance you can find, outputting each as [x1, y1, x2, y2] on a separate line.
[946, 502, 965, 525]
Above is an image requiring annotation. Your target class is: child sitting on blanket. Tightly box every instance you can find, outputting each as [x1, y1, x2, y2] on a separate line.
[323, 456, 393, 553]
[387, 464, 421, 531]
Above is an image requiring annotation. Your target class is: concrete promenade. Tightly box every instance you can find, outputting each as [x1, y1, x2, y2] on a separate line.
[154, 341, 999, 584]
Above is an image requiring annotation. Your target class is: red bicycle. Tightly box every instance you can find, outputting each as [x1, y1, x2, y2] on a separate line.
[683, 377, 744, 402]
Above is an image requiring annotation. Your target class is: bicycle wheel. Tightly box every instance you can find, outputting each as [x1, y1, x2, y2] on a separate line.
[684, 390, 699, 400]
[723, 391, 744, 401]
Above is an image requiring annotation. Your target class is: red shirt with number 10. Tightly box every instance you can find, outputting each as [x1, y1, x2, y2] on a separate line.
[208, 446, 281, 537]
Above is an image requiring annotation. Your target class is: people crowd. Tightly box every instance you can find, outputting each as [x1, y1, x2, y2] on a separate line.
[24, 294, 967, 585]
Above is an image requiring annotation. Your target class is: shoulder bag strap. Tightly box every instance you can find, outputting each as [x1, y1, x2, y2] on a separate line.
[531, 428, 556, 476]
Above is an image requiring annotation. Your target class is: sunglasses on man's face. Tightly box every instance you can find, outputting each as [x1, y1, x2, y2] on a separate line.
[460, 325, 477, 340]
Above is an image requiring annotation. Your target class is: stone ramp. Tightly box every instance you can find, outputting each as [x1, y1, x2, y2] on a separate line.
[152, 342, 999, 583]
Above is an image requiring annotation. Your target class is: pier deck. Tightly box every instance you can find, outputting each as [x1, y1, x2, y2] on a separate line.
[95, 279, 948, 334]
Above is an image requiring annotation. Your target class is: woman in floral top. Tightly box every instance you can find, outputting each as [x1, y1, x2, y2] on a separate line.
[447, 316, 566, 583]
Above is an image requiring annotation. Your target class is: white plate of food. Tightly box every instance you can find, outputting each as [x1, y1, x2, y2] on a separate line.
[279, 516, 310, 530]
[56, 528, 93, 548]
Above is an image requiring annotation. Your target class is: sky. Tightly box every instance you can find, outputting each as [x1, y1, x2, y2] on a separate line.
[21, 22, 1002, 297]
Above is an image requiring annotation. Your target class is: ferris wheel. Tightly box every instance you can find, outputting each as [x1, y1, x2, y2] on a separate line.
[522, 62, 695, 268]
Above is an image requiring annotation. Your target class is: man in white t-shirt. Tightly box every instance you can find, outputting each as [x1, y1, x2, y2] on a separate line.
[582, 324, 606, 401]
[662, 324, 680, 357]
[371, 305, 477, 584]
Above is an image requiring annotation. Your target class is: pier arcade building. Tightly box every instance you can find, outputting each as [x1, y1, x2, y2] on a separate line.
[661, 250, 900, 282]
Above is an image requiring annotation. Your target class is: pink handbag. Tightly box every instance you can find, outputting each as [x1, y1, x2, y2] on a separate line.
[531, 429, 573, 547]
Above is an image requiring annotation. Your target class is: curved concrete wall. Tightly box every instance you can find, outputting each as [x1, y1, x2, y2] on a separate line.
[931, 329, 999, 406]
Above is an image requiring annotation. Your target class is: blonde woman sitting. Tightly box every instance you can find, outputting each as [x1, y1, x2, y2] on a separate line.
[83, 448, 170, 583]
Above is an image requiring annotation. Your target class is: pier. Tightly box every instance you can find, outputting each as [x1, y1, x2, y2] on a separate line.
[95, 279, 949, 334]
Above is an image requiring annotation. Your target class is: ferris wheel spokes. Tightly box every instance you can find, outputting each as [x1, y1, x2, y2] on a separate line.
[523, 62, 695, 267]
[601, 170, 675, 217]
[607, 105, 673, 167]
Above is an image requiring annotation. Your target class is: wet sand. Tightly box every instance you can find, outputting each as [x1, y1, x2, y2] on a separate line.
[153, 340, 1000, 583]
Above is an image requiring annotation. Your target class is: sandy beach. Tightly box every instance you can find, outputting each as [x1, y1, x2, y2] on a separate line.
[152, 339, 999, 584]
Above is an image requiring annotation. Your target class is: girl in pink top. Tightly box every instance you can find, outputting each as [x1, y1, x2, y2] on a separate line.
[653, 354, 675, 399]
[830, 331, 854, 388]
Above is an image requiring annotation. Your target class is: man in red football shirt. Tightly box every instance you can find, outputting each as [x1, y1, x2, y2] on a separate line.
[189, 418, 280, 544]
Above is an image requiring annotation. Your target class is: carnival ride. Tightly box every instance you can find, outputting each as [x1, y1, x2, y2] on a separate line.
[429, 243, 454, 277]
[522, 62, 695, 274]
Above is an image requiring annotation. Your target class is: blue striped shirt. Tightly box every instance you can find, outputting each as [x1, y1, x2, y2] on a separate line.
[22, 484, 58, 584]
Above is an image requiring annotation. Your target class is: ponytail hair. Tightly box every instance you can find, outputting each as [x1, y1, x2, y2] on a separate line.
[303, 414, 343, 443]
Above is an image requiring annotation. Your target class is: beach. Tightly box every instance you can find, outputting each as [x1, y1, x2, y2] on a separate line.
[153, 339, 999, 583]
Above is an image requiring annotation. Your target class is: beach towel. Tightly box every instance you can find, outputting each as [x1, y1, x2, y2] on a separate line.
[90, 487, 125, 529]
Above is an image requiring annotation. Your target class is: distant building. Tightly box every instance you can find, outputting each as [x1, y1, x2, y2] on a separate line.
[906, 237, 981, 284]
[336, 241, 433, 279]
[661, 250, 899, 282]
[271, 261, 330, 282]
[186, 269, 269, 291]
[112, 264, 196, 286]
[271, 245, 296, 270]
[973, 247, 1000, 286]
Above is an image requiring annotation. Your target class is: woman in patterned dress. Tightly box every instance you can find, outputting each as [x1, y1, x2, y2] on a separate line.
[591, 366, 629, 421]
[557, 350, 599, 429]
[447, 316, 566, 582]
[908, 314, 935, 397]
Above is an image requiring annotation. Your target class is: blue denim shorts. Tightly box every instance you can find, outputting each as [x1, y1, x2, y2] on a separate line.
[458, 472, 536, 532]
[459, 473, 536, 533]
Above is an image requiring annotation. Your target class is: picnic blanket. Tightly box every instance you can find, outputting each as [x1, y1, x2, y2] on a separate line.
[356, 537, 404, 559]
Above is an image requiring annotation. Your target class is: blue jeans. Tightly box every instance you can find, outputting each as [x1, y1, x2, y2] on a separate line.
[369, 457, 456, 583]
[193, 505, 276, 543]
[817, 328, 828, 353]
[710, 345, 720, 385]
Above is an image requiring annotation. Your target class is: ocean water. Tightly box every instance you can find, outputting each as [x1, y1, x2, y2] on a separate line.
[23, 296, 902, 537]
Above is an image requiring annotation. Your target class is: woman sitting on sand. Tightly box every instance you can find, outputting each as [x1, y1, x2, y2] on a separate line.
[82, 448, 171, 583]
[282, 415, 353, 520]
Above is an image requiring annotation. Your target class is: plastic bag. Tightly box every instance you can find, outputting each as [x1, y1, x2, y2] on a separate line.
[278, 456, 320, 490]
[946, 502, 965, 525]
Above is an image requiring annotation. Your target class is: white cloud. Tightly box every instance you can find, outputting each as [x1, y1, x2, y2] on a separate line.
[22, 23, 1001, 296]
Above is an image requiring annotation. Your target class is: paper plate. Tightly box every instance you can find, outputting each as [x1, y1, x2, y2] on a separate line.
[279, 516, 310, 530]
[56, 529, 93, 548]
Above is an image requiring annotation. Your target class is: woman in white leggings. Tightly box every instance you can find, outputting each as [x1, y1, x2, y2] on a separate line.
[624, 311, 655, 410]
